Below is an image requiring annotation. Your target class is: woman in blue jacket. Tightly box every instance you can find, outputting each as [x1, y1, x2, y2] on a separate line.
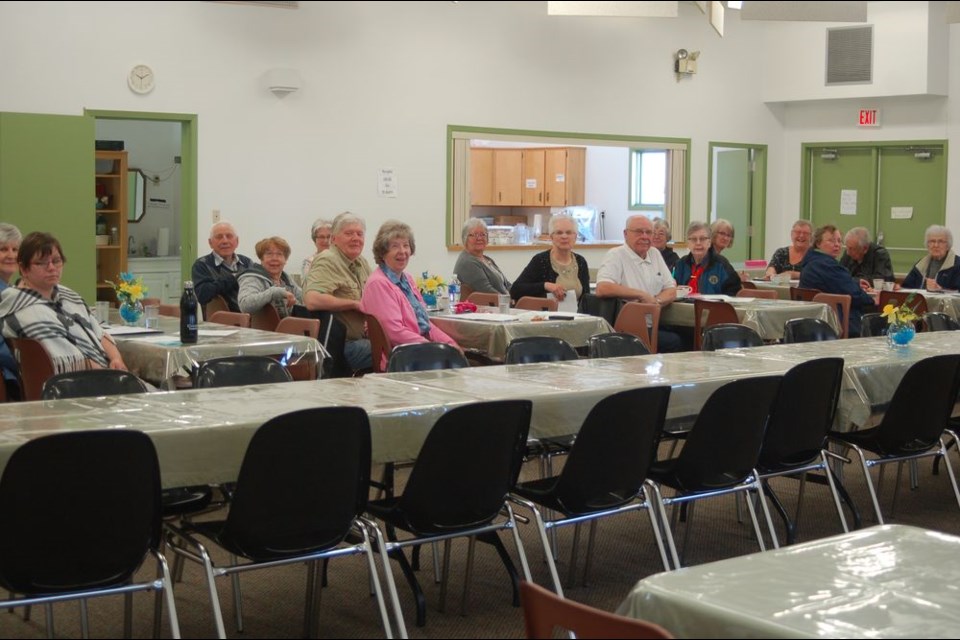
[673, 221, 741, 296]
[901, 225, 960, 291]
[799, 224, 875, 337]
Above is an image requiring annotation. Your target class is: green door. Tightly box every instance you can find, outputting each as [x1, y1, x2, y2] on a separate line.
[714, 148, 750, 263]
[807, 146, 875, 231]
[0, 113, 95, 299]
[877, 146, 947, 273]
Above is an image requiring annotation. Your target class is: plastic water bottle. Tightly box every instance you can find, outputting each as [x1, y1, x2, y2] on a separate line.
[180, 281, 199, 344]
[448, 274, 460, 307]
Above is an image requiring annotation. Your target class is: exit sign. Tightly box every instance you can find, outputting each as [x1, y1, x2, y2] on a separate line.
[858, 108, 880, 127]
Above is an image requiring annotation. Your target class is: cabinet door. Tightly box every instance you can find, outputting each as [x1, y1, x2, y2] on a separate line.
[493, 149, 522, 206]
[521, 149, 545, 206]
[164, 271, 183, 303]
[470, 149, 494, 205]
[544, 148, 586, 206]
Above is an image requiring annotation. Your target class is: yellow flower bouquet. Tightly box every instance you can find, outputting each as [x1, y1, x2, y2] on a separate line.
[106, 272, 148, 325]
[416, 272, 446, 307]
[880, 301, 919, 326]
[881, 295, 918, 347]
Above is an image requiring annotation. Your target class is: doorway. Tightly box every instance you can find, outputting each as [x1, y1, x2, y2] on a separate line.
[708, 143, 767, 264]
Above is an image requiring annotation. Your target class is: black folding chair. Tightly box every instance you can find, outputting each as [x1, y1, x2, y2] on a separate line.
[194, 355, 293, 388]
[586, 332, 650, 358]
[783, 318, 838, 343]
[387, 342, 469, 372]
[700, 323, 763, 351]
[505, 337, 579, 364]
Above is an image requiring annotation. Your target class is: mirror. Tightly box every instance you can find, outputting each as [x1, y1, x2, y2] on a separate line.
[128, 169, 146, 222]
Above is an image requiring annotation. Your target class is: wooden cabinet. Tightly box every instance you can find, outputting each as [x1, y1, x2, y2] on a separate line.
[470, 147, 584, 207]
[94, 150, 128, 302]
[544, 147, 585, 206]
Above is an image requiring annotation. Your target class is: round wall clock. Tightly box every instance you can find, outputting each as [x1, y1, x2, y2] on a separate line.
[127, 64, 155, 95]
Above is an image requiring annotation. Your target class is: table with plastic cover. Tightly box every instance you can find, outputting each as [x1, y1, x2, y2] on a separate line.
[428, 309, 612, 359]
[751, 279, 795, 300]
[107, 315, 323, 388]
[616, 524, 960, 639]
[659, 297, 839, 341]
[898, 288, 960, 320]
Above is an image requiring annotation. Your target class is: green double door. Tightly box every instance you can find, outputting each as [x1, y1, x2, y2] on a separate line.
[803, 142, 947, 273]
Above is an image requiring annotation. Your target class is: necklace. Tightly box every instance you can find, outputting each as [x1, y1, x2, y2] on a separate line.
[551, 252, 575, 276]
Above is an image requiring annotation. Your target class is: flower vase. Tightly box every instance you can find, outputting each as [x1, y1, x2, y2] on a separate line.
[886, 321, 915, 348]
[119, 300, 144, 326]
[422, 292, 438, 310]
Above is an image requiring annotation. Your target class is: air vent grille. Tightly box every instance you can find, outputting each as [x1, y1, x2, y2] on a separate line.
[826, 25, 872, 85]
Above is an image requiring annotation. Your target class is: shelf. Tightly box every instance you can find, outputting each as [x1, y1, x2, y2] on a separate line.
[95, 209, 120, 215]
[96, 245, 121, 250]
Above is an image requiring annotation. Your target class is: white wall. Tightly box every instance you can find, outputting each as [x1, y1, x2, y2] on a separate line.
[0, 1, 955, 280]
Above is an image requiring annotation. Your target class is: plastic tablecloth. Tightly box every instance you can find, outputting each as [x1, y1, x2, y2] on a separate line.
[110, 316, 323, 387]
[660, 298, 839, 341]
[616, 524, 960, 638]
[899, 289, 960, 320]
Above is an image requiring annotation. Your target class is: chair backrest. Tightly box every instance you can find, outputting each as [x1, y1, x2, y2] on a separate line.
[467, 292, 499, 307]
[860, 312, 888, 338]
[387, 342, 469, 372]
[275, 316, 321, 339]
[459, 282, 475, 301]
[209, 310, 251, 328]
[554, 386, 670, 513]
[879, 290, 928, 316]
[250, 304, 281, 332]
[399, 400, 532, 535]
[812, 292, 851, 339]
[363, 313, 391, 374]
[739, 288, 777, 300]
[41, 369, 149, 400]
[194, 355, 293, 388]
[740, 280, 758, 290]
[671, 376, 783, 492]
[8, 337, 55, 402]
[505, 336, 579, 365]
[692, 299, 739, 350]
[158, 303, 180, 318]
[291, 305, 351, 378]
[700, 323, 763, 351]
[579, 293, 622, 326]
[758, 358, 844, 469]
[783, 318, 838, 343]
[520, 580, 673, 640]
[0, 430, 161, 594]
[923, 312, 960, 332]
[223, 407, 371, 559]
[515, 296, 558, 312]
[203, 294, 230, 321]
[875, 354, 960, 453]
[587, 332, 650, 358]
[789, 286, 821, 302]
[613, 302, 660, 354]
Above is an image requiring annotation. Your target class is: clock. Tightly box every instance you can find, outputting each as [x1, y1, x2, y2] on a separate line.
[127, 64, 155, 95]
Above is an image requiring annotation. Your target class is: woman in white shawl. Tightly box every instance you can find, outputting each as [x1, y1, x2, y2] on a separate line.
[238, 236, 303, 318]
[0, 232, 126, 373]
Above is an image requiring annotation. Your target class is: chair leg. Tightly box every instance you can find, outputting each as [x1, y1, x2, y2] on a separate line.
[364, 521, 408, 639]
[389, 546, 427, 627]
[821, 454, 850, 534]
[153, 550, 182, 639]
[304, 561, 321, 638]
[937, 440, 960, 512]
[230, 554, 244, 632]
[751, 475, 780, 550]
[649, 486, 680, 570]
[45, 603, 54, 640]
[566, 523, 582, 590]
[123, 591, 133, 638]
[762, 481, 796, 544]
[80, 599, 90, 639]
[890, 461, 905, 518]
[524, 504, 565, 597]
[438, 539, 452, 613]
[477, 531, 522, 607]
[461, 536, 477, 616]
[582, 520, 599, 587]
[851, 446, 885, 524]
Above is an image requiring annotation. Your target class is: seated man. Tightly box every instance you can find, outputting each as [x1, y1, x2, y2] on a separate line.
[595, 215, 684, 352]
[191, 221, 252, 313]
[303, 211, 372, 372]
[840, 227, 894, 287]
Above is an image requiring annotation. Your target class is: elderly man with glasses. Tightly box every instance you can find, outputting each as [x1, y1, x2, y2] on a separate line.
[840, 227, 894, 287]
[902, 225, 960, 292]
[596, 215, 684, 352]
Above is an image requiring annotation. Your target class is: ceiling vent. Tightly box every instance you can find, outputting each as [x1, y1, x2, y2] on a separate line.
[826, 25, 873, 85]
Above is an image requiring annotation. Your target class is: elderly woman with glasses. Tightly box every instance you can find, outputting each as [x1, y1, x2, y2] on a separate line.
[652, 218, 679, 272]
[453, 218, 512, 296]
[800, 224, 875, 336]
[361, 220, 459, 370]
[301, 217, 333, 282]
[238, 236, 303, 318]
[0, 231, 127, 373]
[710, 219, 736, 255]
[510, 215, 589, 305]
[901, 225, 960, 292]
[673, 221, 742, 296]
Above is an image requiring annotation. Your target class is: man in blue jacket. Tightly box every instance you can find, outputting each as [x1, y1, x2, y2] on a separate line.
[191, 221, 252, 313]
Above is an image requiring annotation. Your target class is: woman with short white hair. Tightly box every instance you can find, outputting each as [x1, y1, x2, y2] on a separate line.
[453, 218, 511, 295]
[652, 218, 679, 271]
[301, 217, 333, 281]
[510, 215, 589, 304]
[902, 225, 960, 291]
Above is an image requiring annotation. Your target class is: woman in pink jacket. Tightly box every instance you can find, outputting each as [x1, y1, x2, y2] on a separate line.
[361, 220, 460, 370]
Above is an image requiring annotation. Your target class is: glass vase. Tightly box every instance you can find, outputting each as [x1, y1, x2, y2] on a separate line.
[119, 300, 144, 326]
[886, 321, 915, 348]
[422, 292, 438, 310]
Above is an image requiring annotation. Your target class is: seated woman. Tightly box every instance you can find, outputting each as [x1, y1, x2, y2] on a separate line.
[799, 224, 874, 337]
[765, 219, 813, 280]
[902, 225, 960, 291]
[652, 218, 679, 272]
[0, 231, 127, 373]
[673, 221, 742, 296]
[710, 218, 736, 255]
[301, 217, 332, 282]
[454, 218, 511, 295]
[361, 220, 459, 370]
[510, 215, 589, 306]
[238, 236, 303, 318]
[0, 223, 21, 396]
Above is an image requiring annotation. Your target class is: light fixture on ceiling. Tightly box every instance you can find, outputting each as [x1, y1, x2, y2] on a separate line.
[263, 68, 302, 97]
[820, 149, 839, 160]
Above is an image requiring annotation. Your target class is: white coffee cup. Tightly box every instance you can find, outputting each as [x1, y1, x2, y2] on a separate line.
[873, 278, 884, 291]
[676, 286, 692, 299]
[883, 282, 895, 292]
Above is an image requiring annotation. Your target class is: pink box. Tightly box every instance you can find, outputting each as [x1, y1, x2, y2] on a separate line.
[744, 260, 767, 269]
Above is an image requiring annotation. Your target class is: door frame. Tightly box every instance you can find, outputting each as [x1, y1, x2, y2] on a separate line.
[707, 142, 767, 260]
[84, 109, 197, 282]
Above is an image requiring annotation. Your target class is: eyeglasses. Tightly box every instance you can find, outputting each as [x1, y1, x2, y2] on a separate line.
[626, 228, 652, 236]
[687, 236, 710, 243]
[467, 233, 488, 240]
[928, 239, 948, 245]
[716, 230, 733, 238]
[31, 258, 63, 269]
[552, 230, 576, 236]
[262, 251, 286, 258]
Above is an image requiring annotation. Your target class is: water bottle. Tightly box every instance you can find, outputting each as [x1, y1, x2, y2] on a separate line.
[448, 274, 460, 307]
[180, 281, 199, 344]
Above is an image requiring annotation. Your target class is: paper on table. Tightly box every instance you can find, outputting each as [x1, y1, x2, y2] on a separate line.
[105, 326, 165, 336]
[548, 292, 579, 313]
[455, 313, 517, 323]
[691, 294, 738, 302]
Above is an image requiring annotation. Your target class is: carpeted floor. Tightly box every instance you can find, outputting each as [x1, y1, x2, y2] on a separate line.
[3, 449, 959, 639]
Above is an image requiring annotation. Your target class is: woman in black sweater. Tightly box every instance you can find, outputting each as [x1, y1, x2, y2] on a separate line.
[510, 215, 590, 305]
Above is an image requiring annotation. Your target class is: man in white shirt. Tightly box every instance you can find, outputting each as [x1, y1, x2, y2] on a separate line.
[596, 215, 685, 352]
